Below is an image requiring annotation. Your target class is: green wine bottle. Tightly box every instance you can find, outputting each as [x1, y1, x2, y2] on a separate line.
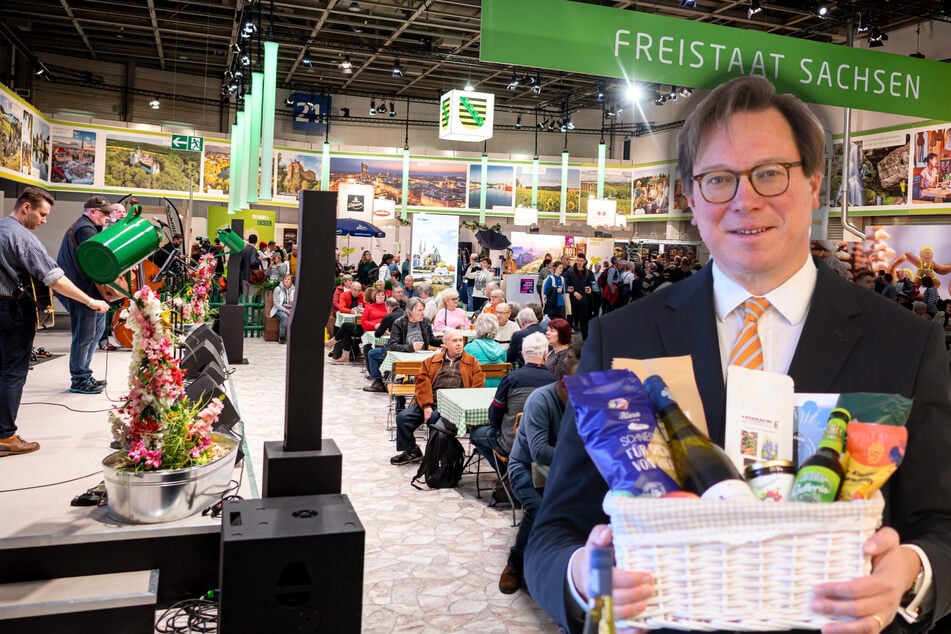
[644, 375, 755, 500]
[789, 408, 850, 503]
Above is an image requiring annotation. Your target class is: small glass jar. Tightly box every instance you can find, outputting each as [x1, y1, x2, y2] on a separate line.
[744, 459, 796, 502]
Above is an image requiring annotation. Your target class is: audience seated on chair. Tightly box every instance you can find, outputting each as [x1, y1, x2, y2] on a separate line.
[389, 329, 485, 466]
[432, 288, 470, 334]
[471, 332, 556, 489]
[493, 302, 519, 350]
[498, 352, 578, 594]
[465, 312, 507, 387]
[506, 307, 546, 369]
[363, 297, 436, 393]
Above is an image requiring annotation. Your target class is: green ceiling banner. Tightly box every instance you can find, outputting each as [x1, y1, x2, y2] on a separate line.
[481, 0, 951, 120]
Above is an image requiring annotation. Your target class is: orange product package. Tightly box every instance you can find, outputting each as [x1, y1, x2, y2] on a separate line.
[837, 421, 908, 501]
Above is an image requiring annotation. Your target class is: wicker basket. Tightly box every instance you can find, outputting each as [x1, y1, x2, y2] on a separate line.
[603, 491, 884, 632]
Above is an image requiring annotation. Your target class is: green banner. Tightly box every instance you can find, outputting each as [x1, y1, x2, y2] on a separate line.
[481, 0, 951, 120]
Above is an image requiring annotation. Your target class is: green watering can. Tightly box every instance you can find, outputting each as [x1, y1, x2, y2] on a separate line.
[216, 227, 247, 254]
[77, 205, 164, 284]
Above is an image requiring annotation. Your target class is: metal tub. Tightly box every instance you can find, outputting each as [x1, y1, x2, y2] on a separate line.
[102, 432, 239, 524]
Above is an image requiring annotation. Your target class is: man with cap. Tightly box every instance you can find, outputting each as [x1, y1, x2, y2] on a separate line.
[55, 195, 114, 394]
[1, 187, 110, 456]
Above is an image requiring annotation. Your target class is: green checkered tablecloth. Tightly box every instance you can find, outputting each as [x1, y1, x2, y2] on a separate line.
[379, 350, 436, 374]
[360, 332, 389, 347]
[436, 387, 496, 436]
[334, 312, 359, 328]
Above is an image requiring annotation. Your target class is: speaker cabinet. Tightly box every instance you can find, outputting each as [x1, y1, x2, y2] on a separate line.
[181, 339, 224, 379]
[183, 323, 225, 358]
[219, 495, 364, 634]
[184, 373, 240, 435]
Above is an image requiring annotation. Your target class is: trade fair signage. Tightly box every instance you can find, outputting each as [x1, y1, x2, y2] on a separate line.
[481, 0, 951, 120]
[439, 90, 495, 142]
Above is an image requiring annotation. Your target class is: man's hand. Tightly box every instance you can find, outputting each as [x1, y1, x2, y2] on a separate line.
[412, 341, 424, 351]
[89, 299, 110, 313]
[423, 406, 433, 420]
[812, 527, 920, 633]
[571, 524, 654, 626]
[573, 291, 582, 300]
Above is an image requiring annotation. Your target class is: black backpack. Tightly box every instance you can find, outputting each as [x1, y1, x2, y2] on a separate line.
[412, 423, 465, 489]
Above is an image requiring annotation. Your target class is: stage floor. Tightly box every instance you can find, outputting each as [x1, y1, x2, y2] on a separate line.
[0, 331, 251, 550]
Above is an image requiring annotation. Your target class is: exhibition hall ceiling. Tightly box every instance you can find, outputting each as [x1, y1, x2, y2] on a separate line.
[0, 0, 945, 113]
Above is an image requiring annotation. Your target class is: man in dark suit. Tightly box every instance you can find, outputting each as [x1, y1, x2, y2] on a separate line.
[525, 76, 951, 634]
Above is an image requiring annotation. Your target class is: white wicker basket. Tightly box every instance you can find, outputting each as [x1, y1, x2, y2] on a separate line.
[603, 491, 885, 631]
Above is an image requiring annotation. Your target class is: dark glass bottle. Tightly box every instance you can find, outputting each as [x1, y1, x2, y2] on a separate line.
[789, 408, 850, 503]
[644, 375, 754, 500]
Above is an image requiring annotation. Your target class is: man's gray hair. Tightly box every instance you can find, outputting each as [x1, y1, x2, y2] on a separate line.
[385, 297, 399, 310]
[474, 312, 499, 339]
[517, 306, 538, 327]
[405, 297, 424, 312]
[522, 332, 548, 361]
[442, 328, 464, 344]
[417, 282, 433, 298]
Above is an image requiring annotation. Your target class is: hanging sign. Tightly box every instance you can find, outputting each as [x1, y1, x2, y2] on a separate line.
[481, 0, 951, 120]
[439, 90, 495, 142]
[291, 93, 333, 132]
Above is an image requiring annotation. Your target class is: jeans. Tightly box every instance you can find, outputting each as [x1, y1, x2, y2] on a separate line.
[470, 424, 503, 473]
[507, 459, 542, 570]
[367, 347, 386, 379]
[65, 297, 105, 384]
[0, 298, 35, 438]
[274, 308, 289, 338]
[395, 402, 439, 451]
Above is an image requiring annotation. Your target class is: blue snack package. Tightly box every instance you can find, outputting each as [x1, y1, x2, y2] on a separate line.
[565, 369, 681, 497]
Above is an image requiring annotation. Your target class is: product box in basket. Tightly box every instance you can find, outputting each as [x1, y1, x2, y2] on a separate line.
[603, 491, 885, 632]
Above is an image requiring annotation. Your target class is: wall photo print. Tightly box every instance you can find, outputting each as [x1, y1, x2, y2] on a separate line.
[468, 163, 514, 210]
[831, 131, 909, 207]
[51, 128, 96, 185]
[104, 133, 201, 191]
[911, 127, 951, 204]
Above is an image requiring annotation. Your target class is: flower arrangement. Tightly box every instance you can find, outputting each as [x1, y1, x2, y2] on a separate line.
[109, 285, 225, 472]
[169, 253, 217, 324]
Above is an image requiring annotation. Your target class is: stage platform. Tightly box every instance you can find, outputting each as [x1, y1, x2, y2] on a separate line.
[0, 331, 252, 603]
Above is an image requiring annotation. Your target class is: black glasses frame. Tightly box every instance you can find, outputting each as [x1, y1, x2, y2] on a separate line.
[692, 161, 803, 203]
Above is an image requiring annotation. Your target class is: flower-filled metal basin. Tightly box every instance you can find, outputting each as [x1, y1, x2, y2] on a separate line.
[102, 432, 238, 524]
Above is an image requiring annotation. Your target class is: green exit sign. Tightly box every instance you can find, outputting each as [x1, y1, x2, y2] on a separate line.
[171, 134, 203, 152]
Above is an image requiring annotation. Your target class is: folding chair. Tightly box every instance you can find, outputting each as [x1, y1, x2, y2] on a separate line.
[480, 362, 511, 381]
[476, 413, 521, 527]
[386, 360, 422, 439]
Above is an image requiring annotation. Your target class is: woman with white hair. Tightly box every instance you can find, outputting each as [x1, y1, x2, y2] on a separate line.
[433, 288, 470, 334]
[465, 312, 507, 387]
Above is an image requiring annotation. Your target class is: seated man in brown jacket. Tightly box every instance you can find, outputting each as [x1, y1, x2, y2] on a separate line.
[390, 329, 485, 465]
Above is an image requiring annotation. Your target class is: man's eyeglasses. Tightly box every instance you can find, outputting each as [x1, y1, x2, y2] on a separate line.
[692, 161, 802, 204]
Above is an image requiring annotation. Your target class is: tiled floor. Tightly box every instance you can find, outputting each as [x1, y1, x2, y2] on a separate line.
[230, 336, 557, 632]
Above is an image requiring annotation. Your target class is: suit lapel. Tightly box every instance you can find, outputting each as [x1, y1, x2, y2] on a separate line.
[788, 262, 862, 392]
[657, 266, 729, 444]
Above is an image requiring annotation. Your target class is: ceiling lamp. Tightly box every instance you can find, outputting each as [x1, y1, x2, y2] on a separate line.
[680, 0, 697, 8]
[464, 79, 474, 91]
[595, 84, 605, 103]
[241, 19, 256, 39]
[389, 101, 397, 117]
[369, 98, 377, 115]
[679, 86, 693, 98]
[668, 86, 678, 101]
[811, 1, 830, 18]
[348, 2, 361, 12]
[149, 97, 160, 110]
[515, 115, 522, 129]
[654, 92, 666, 106]
[240, 53, 251, 66]
[868, 26, 888, 48]
[284, 94, 294, 106]
[747, 0, 763, 19]
[302, 50, 312, 67]
[507, 72, 519, 91]
[392, 58, 403, 78]
[339, 56, 352, 74]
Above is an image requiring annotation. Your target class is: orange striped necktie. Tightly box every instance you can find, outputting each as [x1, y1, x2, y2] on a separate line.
[728, 297, 771, 370]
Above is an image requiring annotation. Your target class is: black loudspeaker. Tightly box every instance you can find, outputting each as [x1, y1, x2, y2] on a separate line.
[623, 138, 631, 161]
[181, 340, 224, 380]
[183, 323, 226, 360]
[219, 495, 365, 634]
[199, 359, 227, 387]
[185, 373, 240, 435]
